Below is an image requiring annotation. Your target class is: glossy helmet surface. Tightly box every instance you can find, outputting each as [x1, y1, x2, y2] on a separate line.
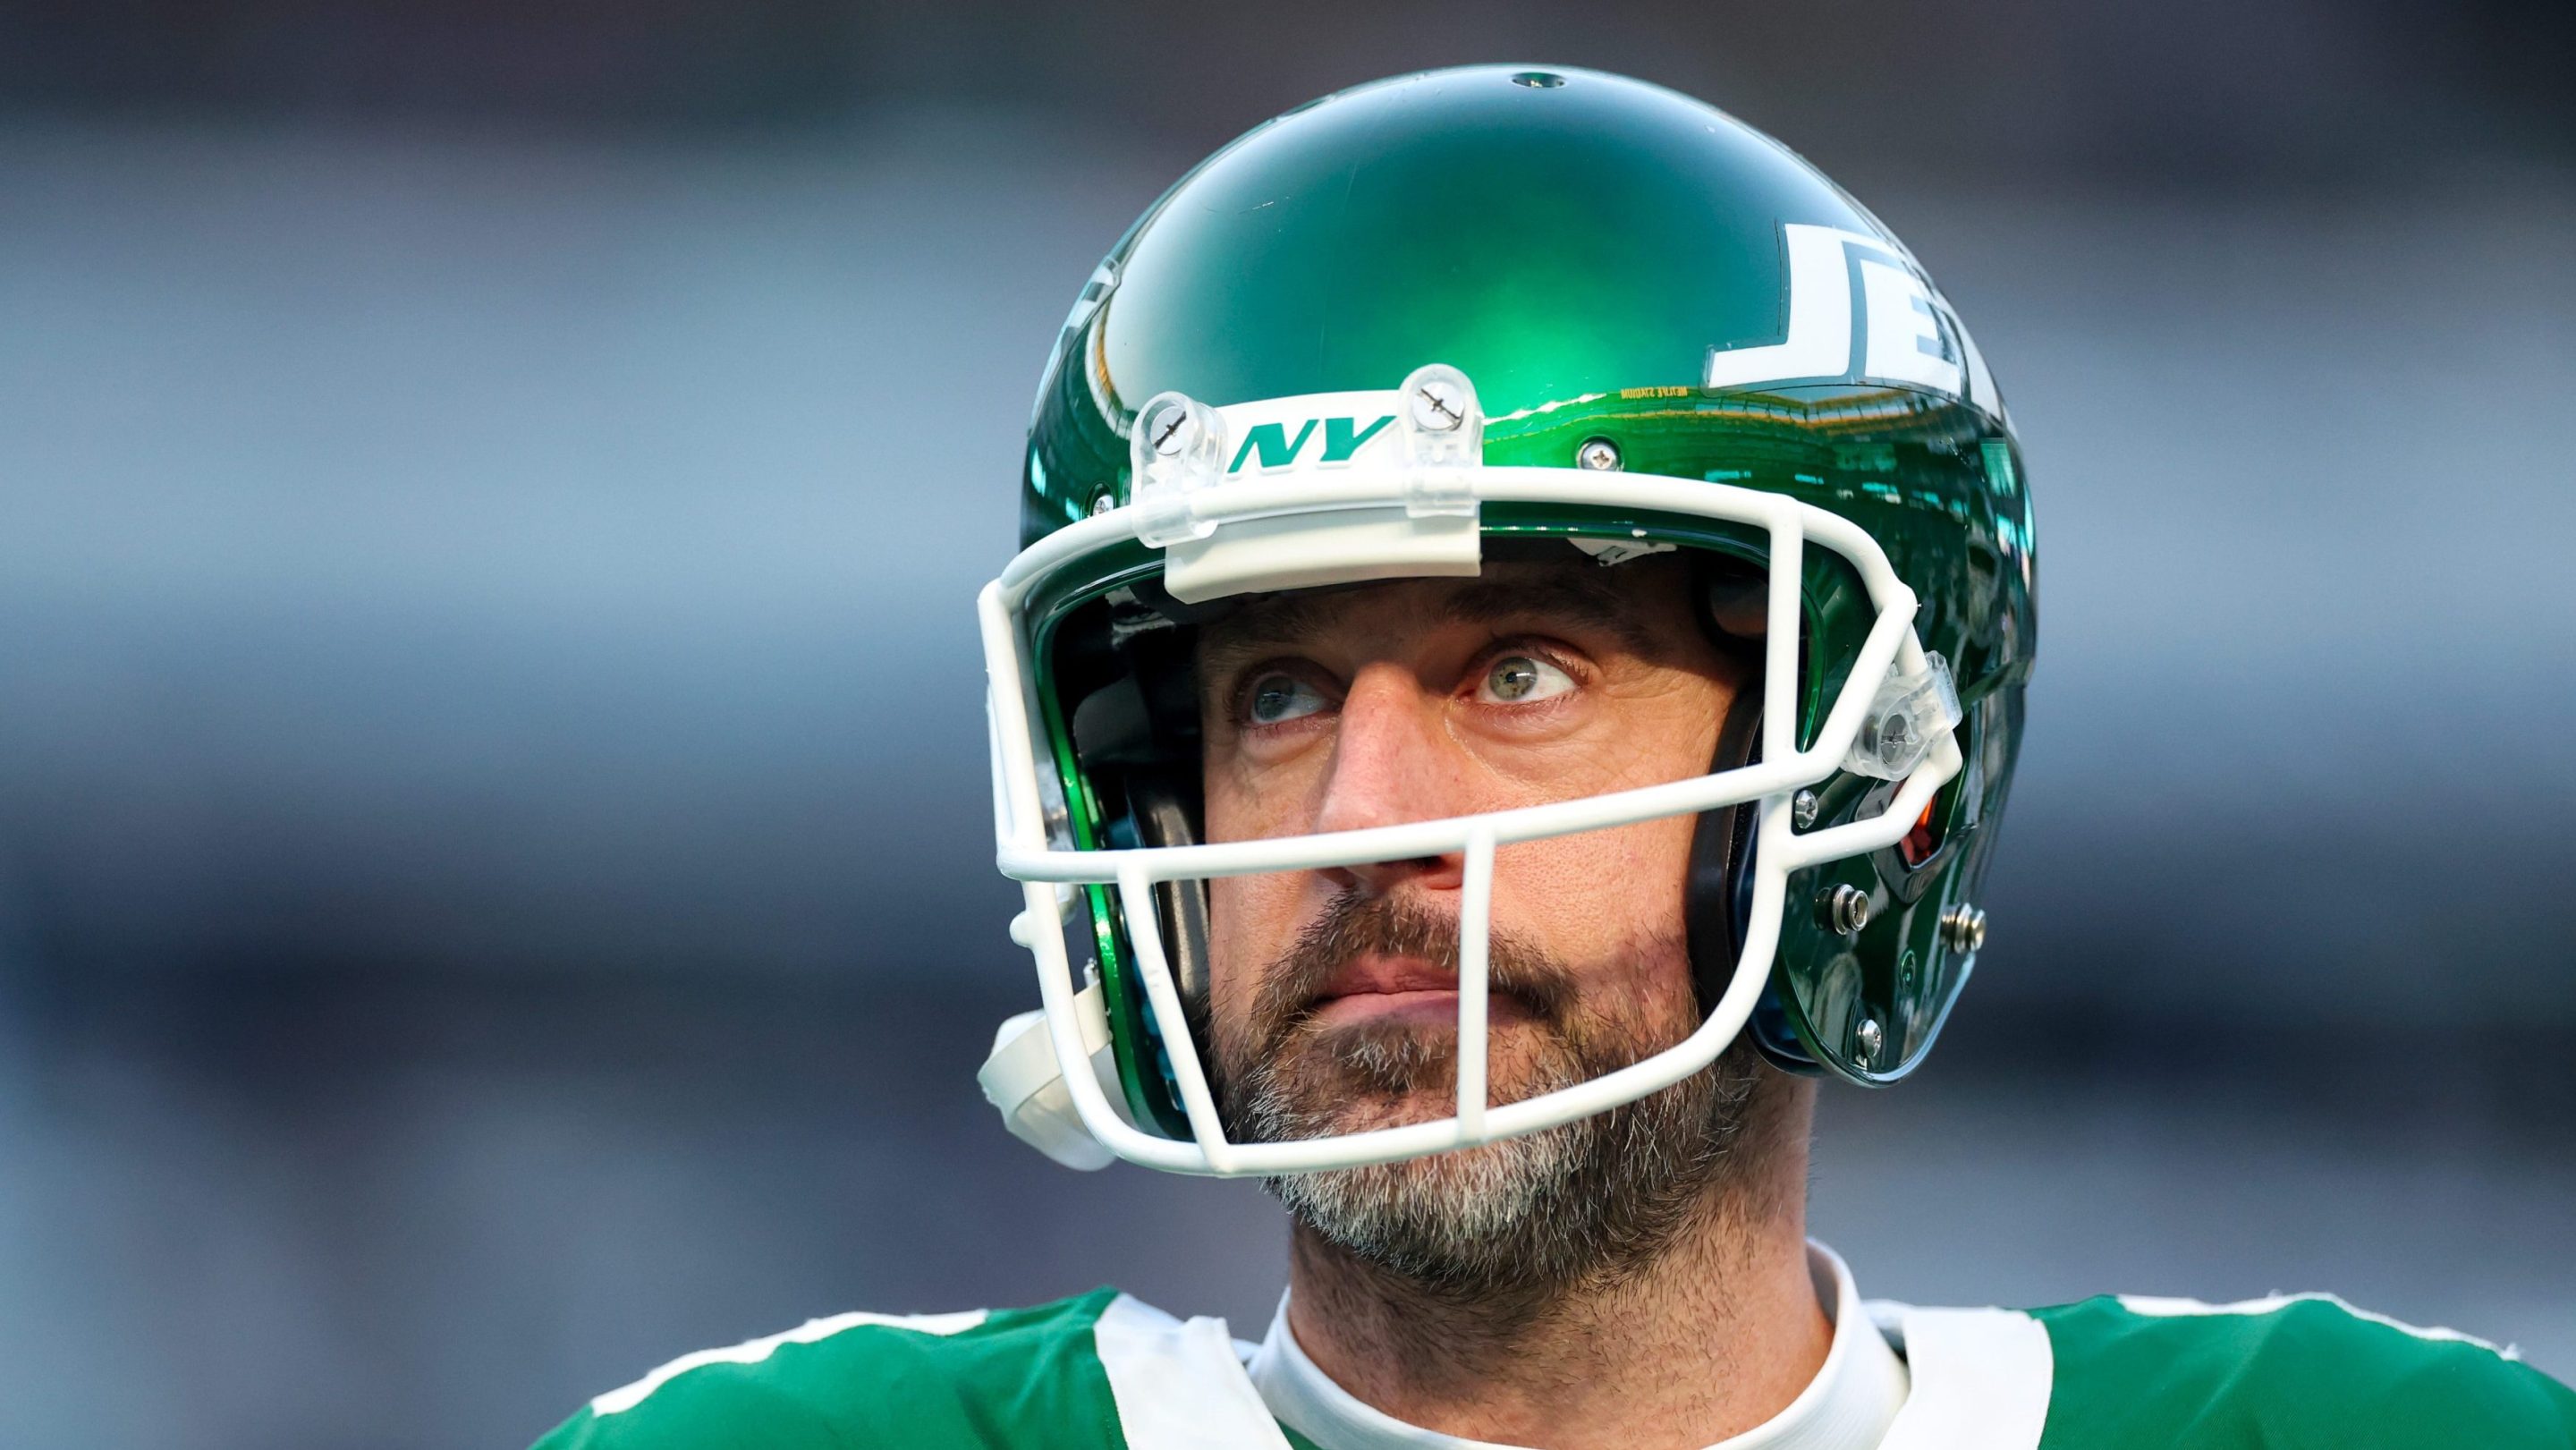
[983, 64, 2035, 1174]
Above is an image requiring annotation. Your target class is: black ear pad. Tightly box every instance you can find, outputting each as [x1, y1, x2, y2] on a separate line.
[1683, 684, 1766, 1016]
[1078, 767, 1213, 1131]
[1123, 769, 1211, 1006]
[1069, 613, 1208, 1007]
[1682, 685, 1822, 1073]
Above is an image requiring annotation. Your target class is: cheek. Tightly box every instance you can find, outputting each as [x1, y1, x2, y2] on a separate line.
[1489, 671, 1728, 1011]
[1201, 742, 1312, 846]
[1200, 749, 1335, 1030]
[1199, 786, 1257, 1035]
[1201, 759, 1245, 844]
[1499, 813, 1698, 980]
[1205, 873, 1297, 1036]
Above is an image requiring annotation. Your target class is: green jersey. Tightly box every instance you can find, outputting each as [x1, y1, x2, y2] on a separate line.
[534, 1287, 2575, 1449]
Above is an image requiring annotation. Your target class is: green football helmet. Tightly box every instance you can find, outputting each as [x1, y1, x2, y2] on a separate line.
[976, 64, 2035, 1176]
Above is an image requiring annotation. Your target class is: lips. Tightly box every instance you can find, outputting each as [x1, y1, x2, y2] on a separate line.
[1307, 953, 1526, 1028]
[1317, 953, 1454, 1001]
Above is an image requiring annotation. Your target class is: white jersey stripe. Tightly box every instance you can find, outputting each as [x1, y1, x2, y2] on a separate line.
[1874, 1307, 2053, 1450]
[589, 1308, 988, 1417]
[1094, 1293, 1292, 1450]
[2115, 1292, 2520, 1360]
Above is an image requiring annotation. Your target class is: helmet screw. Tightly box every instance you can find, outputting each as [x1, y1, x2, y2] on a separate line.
[1855, 1016, 1885, 1067]
[1143, 399, 1193, 456]
[1575, 437, 1623, 471]
[1822, 883, 1871, 935]
[1089, 493, 1115, 517]
[1410, 377, 1467, 433]
[1792, 789, 1820, 830]
[1881, 712, 1915, 750]
[1940, 903, 1987, 953]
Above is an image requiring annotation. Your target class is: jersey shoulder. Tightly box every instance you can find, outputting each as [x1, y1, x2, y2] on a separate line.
[531, 1290, 1130, 1450]
[2031, 1291, 2576, 1450]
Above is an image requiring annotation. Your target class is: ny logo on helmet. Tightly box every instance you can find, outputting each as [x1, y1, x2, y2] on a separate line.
[1706, 224, 2004, 419]
[1226, 413, 1396, 473]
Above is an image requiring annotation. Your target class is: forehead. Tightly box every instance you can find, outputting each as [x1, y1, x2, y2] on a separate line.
[1197, 553, 1690, 660]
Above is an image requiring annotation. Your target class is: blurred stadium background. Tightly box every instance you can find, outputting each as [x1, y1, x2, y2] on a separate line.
[1, 3, 2571, 1446]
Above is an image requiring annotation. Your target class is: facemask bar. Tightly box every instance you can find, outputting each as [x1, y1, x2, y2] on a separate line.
[978, 468, 1959, 1177]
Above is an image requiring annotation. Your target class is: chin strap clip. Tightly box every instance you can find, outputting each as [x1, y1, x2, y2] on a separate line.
[978, 981, 1128, 1171]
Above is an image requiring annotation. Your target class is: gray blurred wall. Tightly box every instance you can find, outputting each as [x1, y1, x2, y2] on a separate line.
[0, 5, 2571, 1446]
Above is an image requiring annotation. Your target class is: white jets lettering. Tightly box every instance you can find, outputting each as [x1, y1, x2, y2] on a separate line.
[1704, 223, 2001, 417]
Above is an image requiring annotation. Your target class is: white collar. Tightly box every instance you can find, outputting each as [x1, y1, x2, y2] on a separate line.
[1244, 1242, 1910, 1450]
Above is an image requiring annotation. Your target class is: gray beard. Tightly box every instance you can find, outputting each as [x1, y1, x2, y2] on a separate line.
[1211, 895, 1773, 1300]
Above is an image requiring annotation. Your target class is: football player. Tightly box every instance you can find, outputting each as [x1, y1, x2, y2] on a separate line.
[536, 64, 2575, 1450]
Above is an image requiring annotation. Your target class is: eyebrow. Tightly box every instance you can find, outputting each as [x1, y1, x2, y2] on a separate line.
[1199, 568, 1662, 676]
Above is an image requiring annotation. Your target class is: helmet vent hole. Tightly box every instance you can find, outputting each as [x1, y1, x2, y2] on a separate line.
[1510, 71, 1566, 89]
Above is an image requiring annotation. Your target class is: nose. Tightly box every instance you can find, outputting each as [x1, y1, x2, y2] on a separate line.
[1310, 661, 1466, 896]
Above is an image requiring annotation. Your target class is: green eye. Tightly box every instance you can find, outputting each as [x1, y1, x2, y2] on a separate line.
[1481, 654, 1573, 704]
[1247, 674, 1326, 725]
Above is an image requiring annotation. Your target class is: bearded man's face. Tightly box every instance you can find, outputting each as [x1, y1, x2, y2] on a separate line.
[1194, 555, 1784, 1293]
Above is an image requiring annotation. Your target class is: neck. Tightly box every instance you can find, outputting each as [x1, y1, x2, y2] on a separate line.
[1283, 1082, 1826, 1450]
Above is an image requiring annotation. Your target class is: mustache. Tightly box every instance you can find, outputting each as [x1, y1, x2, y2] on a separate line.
[1245, 892, 1579, 1047]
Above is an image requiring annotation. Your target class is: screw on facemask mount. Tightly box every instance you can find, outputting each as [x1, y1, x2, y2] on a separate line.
[1843, 651, 1962, 781]
[1396, 363, 1482, 518]
[1128, 392, 1229, 548]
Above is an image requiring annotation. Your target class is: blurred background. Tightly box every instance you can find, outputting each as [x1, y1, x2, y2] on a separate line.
[2, 2, 2572, 1445]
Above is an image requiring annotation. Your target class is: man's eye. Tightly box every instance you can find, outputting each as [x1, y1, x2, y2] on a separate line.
[1479, 654, 1575, 704]
[1245, 674, 1327, 725]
